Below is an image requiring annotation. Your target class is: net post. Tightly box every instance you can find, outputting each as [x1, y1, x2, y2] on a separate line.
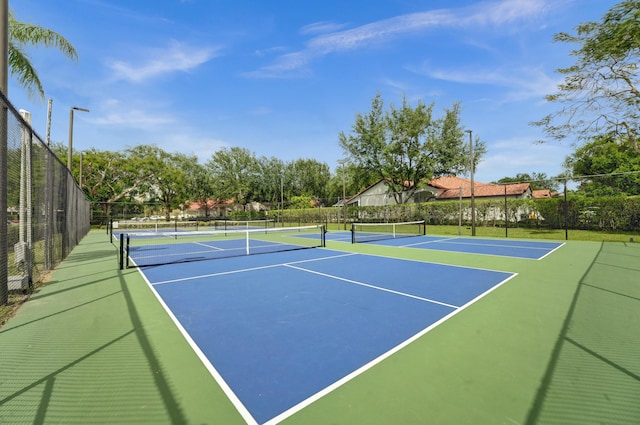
[126, 235, 131, 268]
[119, 233, 124, 270]
[351, 223, 355, 244]
[245, 230, 250, 255]
[422, 220, 426, 236]
[321, 224, 326, 247]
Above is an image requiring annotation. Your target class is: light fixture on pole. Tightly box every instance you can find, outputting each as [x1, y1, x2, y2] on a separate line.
[465, 129, 476, 236]
[67, 106, 89, 171]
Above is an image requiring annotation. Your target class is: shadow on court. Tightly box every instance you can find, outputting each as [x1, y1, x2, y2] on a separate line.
[0, 232, 189, 424]
[525, 242, 640, 424]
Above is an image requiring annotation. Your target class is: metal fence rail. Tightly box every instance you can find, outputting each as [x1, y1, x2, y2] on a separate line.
[1, 91, 90, 304]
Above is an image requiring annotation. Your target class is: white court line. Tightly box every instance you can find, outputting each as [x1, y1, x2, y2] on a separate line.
[403, 238, 553, 251]
[265, 270, 519, 425]
[538, 242, 565, 260]
[135, 268, 259, 425]
[284, 264, 459, 309]
[133, 245, 246, 262]
[194, 241, 225, 250]
[142, 250, 519, 425]
[402, 236, 462, 247]
[150, 252, 358, 286]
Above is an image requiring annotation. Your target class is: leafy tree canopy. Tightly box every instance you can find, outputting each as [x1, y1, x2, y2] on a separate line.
[564, 133, 640, 196]
[340, 93, 484, 203]
[495, 172, 559, 191]
[534, 0, 640, 153]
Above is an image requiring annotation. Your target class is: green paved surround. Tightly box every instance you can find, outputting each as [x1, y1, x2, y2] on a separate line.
[1, 231, 638, 424]
[0, 230, 243, 425]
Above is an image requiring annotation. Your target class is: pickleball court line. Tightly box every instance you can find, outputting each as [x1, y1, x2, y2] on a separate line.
[284, 264, 460, 309]
[132, 240, 319, 265]
[264, 270, 519, 425]
[136, 268, 259, 425]
[402, 238, 554, 251]
[538, 243, 565, 260]
[149, 252, 359, 286]
[401, 236, 462, 247]
[194, 241, 225, 250]
[139, 251, 518, 424]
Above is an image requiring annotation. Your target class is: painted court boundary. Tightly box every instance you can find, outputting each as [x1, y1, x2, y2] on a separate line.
[136, 251, 517, 425]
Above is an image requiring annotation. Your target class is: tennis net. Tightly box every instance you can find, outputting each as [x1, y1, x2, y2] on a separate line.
[212, 219, 276, 231]
[351, 220, 426, 243]
[118, 224, 325, 268]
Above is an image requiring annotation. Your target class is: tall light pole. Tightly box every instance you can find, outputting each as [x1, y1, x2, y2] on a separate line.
[280, 171, 284, 225]
[466, 129, 476, 236]
[341, 164, 347, 230]
[67, 106, 89, 171]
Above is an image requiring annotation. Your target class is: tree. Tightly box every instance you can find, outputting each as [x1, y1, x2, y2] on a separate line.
[495, 172, 560, 191]
[340, 93, 481, 204]
[534, 1, 640, 154]
[286, 158, 331, 202]
[207, 147, 259, 207]
[564, 134, 640, 196]
[185, 163, 216, 218]
[77, 147, 157, 220]
[327, 163, 368, 204]
[255, 156, 285, 205]
[8, 10, 78, 99]
[130, 145, 197, 221]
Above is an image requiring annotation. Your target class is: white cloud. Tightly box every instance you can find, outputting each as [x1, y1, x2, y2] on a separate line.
[247, 0, 557, 78]
[107, 40, 220, 83]
[300, 21, 348, 35]
[159, 134, 228, 162]
[91, 98, 176, 129]
[416, 64, 560, 103]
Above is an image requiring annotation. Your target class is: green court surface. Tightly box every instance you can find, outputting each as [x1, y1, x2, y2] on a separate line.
[0, 230, 638, 424]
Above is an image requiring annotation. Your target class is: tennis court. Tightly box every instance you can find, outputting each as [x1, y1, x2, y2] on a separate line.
[368, 235, 563, 260]
[327, 228, 563, 260]
[134, 235, 514, 424]
[3, 230, 639, 424]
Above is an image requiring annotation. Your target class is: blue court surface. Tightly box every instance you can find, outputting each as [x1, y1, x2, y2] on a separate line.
[327, 231, 564, 260]
[138, 248, 515, 424]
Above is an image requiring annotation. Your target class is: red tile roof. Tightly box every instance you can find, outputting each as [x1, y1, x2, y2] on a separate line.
[346, 176, 533, 203]
[437, 182, 531, 199]
[532, 189, 557, 198]
[429, 176, 488, 190]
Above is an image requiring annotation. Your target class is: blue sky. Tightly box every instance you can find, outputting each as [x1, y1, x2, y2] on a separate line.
[9, 0, 615, 184]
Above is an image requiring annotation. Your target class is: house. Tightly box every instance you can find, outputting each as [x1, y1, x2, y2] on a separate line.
[344, 179, 440, 207]
[345, 176, 534, 206]
[184, 198, 235, 218]
[532, 189, 557, 199]
[434, 177, 533, 200]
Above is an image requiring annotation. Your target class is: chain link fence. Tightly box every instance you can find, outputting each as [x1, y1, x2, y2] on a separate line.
[1, 91, 90, 304]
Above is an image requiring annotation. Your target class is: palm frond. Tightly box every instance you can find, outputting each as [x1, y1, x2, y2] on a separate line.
[7, 10, 79, 99]
[8, 41, 44, 99]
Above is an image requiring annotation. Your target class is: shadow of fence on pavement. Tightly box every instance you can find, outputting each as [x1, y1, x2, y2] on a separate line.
[526, 242, 640, 424]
